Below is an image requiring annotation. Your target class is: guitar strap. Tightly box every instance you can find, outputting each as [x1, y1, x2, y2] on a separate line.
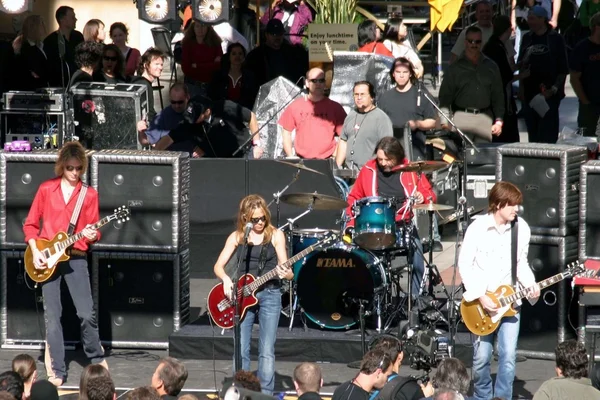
[256, 244, 269, 277]
[68, 183, 88, 236]
[511, 215, 518, 288]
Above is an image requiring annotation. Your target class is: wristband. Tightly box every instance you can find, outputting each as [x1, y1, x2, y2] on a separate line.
[494, 120, 503, 126]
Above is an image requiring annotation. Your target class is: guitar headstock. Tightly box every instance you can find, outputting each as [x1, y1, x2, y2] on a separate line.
[109, 205, 131, 223]
[565, 261, 588, 278]
[314, 232, 338, 251]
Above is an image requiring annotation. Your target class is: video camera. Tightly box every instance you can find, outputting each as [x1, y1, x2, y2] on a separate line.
[403, 328, 449, 371]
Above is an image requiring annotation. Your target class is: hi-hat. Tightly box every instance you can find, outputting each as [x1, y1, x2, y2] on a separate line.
[276, 160, 325, 175]
[280, 192, 347, 210]
[413, 203, 455, 211]
[397, 161, 448, 173]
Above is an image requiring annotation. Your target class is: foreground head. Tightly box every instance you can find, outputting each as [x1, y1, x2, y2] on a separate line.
[372, 336, 403, 371]
[293, 362, 323, 395]
[169, 83, 190, 114]
[359, 349, 393, 389]
[12, 354, 36, 384]
[126, 386, 160, 400]
[433, 358, 470, 393]
[80, 364, 111, 400]
[389, 57, 417, 87]
[74, 41, 104, 70]
[0, 371, 24, 400]
[555, 340, 588, 379]
[151, 357, 188, 396]
[30, 380, 58, 400]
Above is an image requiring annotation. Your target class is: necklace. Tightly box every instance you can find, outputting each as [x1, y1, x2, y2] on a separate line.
[352, 378, 364, 390]
[349, 108, 375, 166]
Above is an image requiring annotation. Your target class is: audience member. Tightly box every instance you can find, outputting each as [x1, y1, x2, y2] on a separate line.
[133, 47, 165, 136]
[233, 370, 261, 392]
[29, 380, 58, 400]
[13, 14, 49, 90]
[80, 364, 111, 400]
[428, 358, 472, 399]
[336, 81, 393, 170]
[144, 83, 194, 145]
[182, 20, 223, 98]
[83, 19, 106, 43]
[381, 17, 423, 77]
[0, 371, 24, 400]
[244, 18, 308, 87]
[357, 20, 393, 56]
[44, 5, 84, 87]
[279, 68, 346, 159]
[69, 41, 103, 88]
[12, 354, 36, 399]
[533, 340, 600, 399]
[433, 391, 465, 400]
[332, 349, 393, 400]
[86, 375, 115, 400]
[178, 395, 199, 400]
[126, 386, 161, 400]
[93, 43, 126, 83]
[260, 0, 313, 46]
[293, 362, 323, 400]
[109, 22, 141, 77]
[151, 357, 188, 400]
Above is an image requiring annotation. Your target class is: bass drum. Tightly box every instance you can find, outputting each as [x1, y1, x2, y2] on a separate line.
[296, 243, 386, 330]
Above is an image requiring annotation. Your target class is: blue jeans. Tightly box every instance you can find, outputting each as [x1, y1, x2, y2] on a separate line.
[523, 95, 561, 143]
[239, 287, 281, 395]
[472, 313, 520, 400]
[400, 226, 424, 296]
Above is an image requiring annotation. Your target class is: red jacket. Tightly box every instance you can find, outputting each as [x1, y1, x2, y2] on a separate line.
[345, 158, 436, 227]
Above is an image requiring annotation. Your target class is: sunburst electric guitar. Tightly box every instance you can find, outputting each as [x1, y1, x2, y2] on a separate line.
[24, 206, 131, 283]
[207, 233, 338, 329]
[461, 261, 590, 336]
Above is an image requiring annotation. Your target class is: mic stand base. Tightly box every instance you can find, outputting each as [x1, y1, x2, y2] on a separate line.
[346, 302, 367, 369]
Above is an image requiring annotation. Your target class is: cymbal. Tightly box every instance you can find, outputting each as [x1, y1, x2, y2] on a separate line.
[280, 192, 347, 210]
[397, 161, 448, 173]
[413, 203, 455, 212]
[276, 160, 325, 175]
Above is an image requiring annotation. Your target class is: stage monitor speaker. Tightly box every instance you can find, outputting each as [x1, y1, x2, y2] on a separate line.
[90, 150, 190, 252]
[497, 143, 587, 236]
[0, 250, 88, 347]
[520, 235, 577, 344]
[0, 150, 91, 249]
[93, 250, 190, 349]
[579, 161, 600, 260]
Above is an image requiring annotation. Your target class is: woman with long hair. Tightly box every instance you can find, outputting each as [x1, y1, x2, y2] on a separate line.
[83, 19, 106, 43]
[13, 14, 49, 90]
[109, 22, 141, 77]
[79, 364, 111, 400]
[93, 43, 126, 83]
[182, 20, 223, 98]
[382, 17, 424, 78]
[213, 195, 291, 395]
[12, 354, 37, 399]
[357, 19, 393, 56]
[208, 42, 258, 109]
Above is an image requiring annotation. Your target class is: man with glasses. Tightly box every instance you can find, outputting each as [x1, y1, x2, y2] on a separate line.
[279, 68, 347, 159]
[336, 81, 393, 170]
[439, 26, 505, 143]
[332, 349, 394, 400]
[145, 83, 194, 145]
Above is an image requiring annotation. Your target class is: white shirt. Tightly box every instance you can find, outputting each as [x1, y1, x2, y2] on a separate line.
[451, 22, 516, 61]
[458, 213, 536, 302]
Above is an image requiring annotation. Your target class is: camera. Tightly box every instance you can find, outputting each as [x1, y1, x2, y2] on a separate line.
[403, 328, 449, 371]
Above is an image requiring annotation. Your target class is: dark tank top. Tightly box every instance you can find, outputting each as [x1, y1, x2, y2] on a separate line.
[242, 241, 279, 287]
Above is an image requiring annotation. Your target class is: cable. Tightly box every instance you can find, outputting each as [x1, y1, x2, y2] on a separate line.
[208, 308, 220, 396]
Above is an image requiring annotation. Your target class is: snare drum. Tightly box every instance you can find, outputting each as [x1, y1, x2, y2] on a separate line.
[295, 242, 386, 329]
[353, 196, 397, 250]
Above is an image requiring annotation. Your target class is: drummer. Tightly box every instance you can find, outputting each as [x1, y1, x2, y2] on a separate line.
[344, 137, 436, 297]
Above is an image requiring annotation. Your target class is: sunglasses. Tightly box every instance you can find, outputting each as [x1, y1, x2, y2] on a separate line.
[65, 165, 83, 171]
[250, 216, 267, 224]
[466, 39, 482, 45]
[171, 100, 185, 105]
[309, 78, 326, 83]
[103, 56, 117, 61]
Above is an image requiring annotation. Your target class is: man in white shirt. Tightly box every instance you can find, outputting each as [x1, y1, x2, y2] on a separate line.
[458, 181, 540, 400]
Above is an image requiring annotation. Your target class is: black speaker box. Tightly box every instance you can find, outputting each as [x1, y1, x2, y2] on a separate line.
[90, 150, 190, 252]
[0, 250, 88, 346]
[497, 143, 587, 236]
[93, 250, 190, 349]
[579, 160, 600, 260]
[0, 150, 91, 249]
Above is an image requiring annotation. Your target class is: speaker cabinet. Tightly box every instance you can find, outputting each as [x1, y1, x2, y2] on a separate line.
[90, 150, 190, 252]
[0, 150, 90, 249]
[93, 250, 190, 349]
[520, 235, 578, 341]
[0, 250, 88, 347]
[496, 143, 587, 236]
[579, 161, 600, 260]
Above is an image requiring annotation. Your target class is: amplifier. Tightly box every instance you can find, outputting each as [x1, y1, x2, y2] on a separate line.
[1, 110, 73, 149]
[2, 90, 66, 112]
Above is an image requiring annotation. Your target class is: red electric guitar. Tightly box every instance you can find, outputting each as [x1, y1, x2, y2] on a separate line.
[207, 233, 337, 329]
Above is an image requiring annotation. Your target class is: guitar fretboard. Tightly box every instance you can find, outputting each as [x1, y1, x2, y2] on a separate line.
[498, 268, 574, 307]
[57, 216, 112, 251]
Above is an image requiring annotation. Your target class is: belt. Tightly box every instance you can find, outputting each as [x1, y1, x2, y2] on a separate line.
[454, 107, 490, 115]
[69, 249, 87, 257]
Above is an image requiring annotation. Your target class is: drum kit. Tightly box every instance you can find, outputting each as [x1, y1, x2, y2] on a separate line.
[272, 159, 457, 335]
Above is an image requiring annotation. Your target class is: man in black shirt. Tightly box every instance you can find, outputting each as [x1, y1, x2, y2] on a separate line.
[44, 6, 84, 87]
[332, 349, 394, 400]
[294, 362, 323, 400]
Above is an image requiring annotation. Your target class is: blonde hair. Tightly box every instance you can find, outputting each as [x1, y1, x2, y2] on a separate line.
[83, 19, 105, 42]
[22, 14, 45, 44]
[12, 354, 36, 383]
[54, 141, 88, 176]
[236, 195, 273, 245]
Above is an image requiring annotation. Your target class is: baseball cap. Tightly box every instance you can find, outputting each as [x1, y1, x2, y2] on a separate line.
[266, 18, 285, 35]
[529, 5, 549, 19]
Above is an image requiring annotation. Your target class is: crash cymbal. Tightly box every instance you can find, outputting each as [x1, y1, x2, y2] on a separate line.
[280, 192, 347, 210]
[276, 160, 325, 175]
[397, 161, 448, 173]
[413, 203, 455, 212]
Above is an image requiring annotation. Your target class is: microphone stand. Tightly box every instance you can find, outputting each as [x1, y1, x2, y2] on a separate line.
[232, 227, 251, 372]
[421, 89, 480, 358]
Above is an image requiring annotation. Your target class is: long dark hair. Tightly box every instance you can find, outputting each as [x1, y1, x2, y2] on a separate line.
[222, 42, 246, 72]
[100, 43, 125, 79]
[383, 17, 404, 43]
[375, 137, 405, 163]
[183, 20, 222, 47]
[357, 20, 378, 47]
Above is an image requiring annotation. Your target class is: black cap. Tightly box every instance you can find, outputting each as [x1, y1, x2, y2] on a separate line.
[266, 18, 285, 35]
[30, 380, 59, 400]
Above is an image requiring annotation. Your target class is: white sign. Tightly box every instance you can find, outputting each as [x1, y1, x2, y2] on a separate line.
[308, 24, 357, 62]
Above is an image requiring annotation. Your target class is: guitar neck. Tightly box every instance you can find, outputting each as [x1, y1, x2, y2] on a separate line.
[56, 217, 110, 251]
[499, 271, 572, 307]
[245, 244, 317, 292]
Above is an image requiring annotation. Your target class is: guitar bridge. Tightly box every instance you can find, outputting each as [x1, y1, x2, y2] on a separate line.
[217, 300, 230, 312]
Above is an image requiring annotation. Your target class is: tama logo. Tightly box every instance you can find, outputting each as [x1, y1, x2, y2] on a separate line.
[524, 184, 539, 191]
[129, 297, 145, 304]
[316, 258, 355, 268]
[128, 200, 143, 207]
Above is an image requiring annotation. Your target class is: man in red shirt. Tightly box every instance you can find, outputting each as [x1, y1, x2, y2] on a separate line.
[23, 142, 107, 386]
[279, 68, 347, 159]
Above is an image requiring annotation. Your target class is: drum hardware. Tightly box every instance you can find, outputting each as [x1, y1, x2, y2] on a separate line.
[346, 298, 369, 369]
[280, 192, 347, 211]
[275, 159, 325, 175]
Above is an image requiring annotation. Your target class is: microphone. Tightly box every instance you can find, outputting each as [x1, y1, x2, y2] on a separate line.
[417, 82, 421, 107]
[243, 222, 253, 242]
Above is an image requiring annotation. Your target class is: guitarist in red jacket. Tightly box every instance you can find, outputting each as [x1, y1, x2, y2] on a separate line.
[22, 141, 107, 387]
[213, 194, 291, 395]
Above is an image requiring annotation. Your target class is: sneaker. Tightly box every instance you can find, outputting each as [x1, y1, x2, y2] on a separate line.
[432, 241, 443, 252]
